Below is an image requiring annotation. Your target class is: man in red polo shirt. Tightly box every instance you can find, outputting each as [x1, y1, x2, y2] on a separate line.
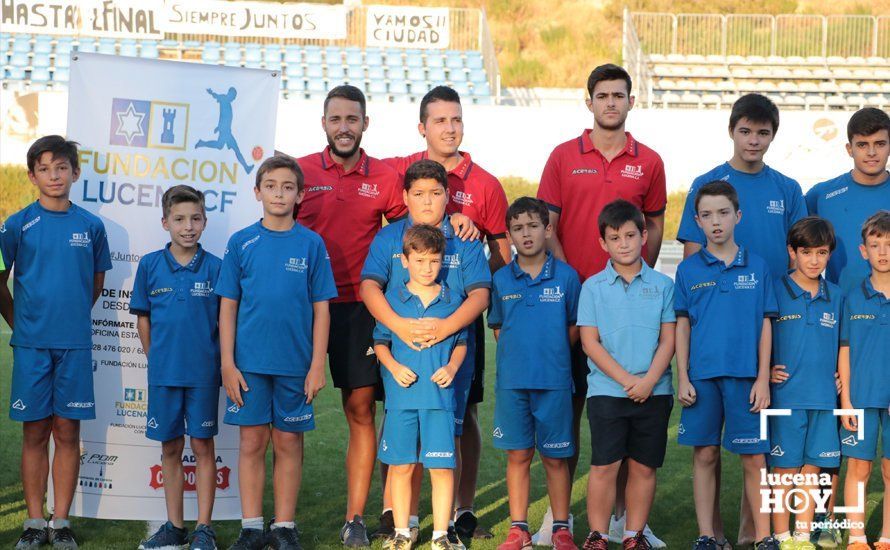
[536, 64, 667, 548]
[382, 85, 512, 542]
[293, 85, 477, 547]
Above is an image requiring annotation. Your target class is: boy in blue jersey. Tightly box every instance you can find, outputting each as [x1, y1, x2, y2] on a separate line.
[131, 185, 223, 550]
[678, 94, 806, 279]
[216, 156, 337, 550]
[374, 224, 468, 550]
[577, 199, 675, 550]
[805, 108, 890, 295]
[488, 197, 580, 550]
[838, 211, 890, 550]
[0, 135, 112, 550]
[674, 181, 779, 550]
[360, 159, 490, 548]
[766, 217, 842, 550]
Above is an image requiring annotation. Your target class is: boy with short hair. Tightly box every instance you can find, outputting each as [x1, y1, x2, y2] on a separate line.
[374, 224, 468, 550]
[767, 217, 842, 549]
[577, 199, 675, 550]
[488, 197, 580, 550]
[838, 210, 890, 550]
[674, 181, 779, 550]
[131, 185, 223, 550]
[0, 135, 112, 550]
[216, 155, 337, 550]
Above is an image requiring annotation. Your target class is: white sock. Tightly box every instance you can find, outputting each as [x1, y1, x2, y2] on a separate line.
[624, 530, 637, 540]
[383, 508, 393, 514]
[448, 520, 455, 528]
[849, 535, 868, 543]
[775, 531, 791, 542]
[596, 533, 610, 542]
[242, 517, 263, 531]
[409, 515, 419, 528]
[395, 528, 411, 538]
[272, 521, 295, 530]
[24, 518, 48, 530]
[794, 532, 810, 541]
[433, 530, 448, 539]
[455, 508, 473, 520]
[49, 519, 70, 530]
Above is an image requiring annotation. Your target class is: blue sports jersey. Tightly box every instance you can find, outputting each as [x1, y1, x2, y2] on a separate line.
[130, 245, 222, 387]
[0, 201, 112, 349]
[771, 275, 842, 410]
[215, 221, 337, 376]
[805, 171, 890, 294]
[677, 163, 806, 279]
[488, 253, 580, 390]
[674, 246, 778, 380]
[374, 280, 467, 410]
[840, 277, 890, 409]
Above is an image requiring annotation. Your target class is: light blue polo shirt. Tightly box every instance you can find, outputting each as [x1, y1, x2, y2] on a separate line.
[677, 163, 807, 279]
[130, 245, 222, 388]
[215, 221, 338, 377]
[771, 274, 842, 410]
[674, 246, 778, 380]
[805, 171, 890, 294]
[374, 280, 467, 411]
[840, 277, 890, 409]
[487, 252, 580, 391]
[0, 201, 112, 349]
[577, 260, 675, 398]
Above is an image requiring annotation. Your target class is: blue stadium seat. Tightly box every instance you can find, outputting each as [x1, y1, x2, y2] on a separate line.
[324, 46, 343, 63]
[53, 67, 70, 82]
[346, 50, 363, 66]
[7, 66, 25, 80]
[386, 67, 405, 81]
[365, 48, 383, 66]
[389, 80, 409, 96]
[445, 53, 464, 70]
[466, 53, 483, 70]
[183, 40, 201, 49]
[286, 64, 304, 78]
[307, 79, 327, 93]
[305, 48, 323, 65]
[286, 78, 305, 92]
[306, 64, 324, 79]
[368, 79, 387, 95]
[425, 54, 444, 68]
[284, 46, 301, 64]
[119, 40, 138, 57]
[33, 36, 52, 55]
[223, 43, 241, 65]
[409, 81, 429, 95]
[202, 45, 221, 63]
[368, 66, 385, 80]
[54, 52, 71, 68]
[384, 51, 403, 68]
[264, 47, 282, 66]
[473, 81, 491, 97]
[32, 52, 51, 68]
[29, 82, 48, 91]
[98, 38, 116, 55]
[75, 40, 96, 53]
[327, 64, 346, 80]
[245, 58, 263, 69]
[55, 38, 74, 55]
[346, 65, 365, 81]
[244, 44, 262, 64]
[469, 69, 487, 84]
[160, 39, 179, 49]
[31, 67, 50, 82]
[139, 40, 158, 58]
[406, 53, 423, 68]
[406, 67, 425, 81]
[13, 35, 31, 53]
[452, 81, 470, 96]
[427, 68, 447, 82]
[10, 52, 29, 68]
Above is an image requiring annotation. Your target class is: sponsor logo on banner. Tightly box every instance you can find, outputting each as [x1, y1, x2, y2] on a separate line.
[78, 447, 119, 491]
[149, 455, 232, 491]
[366, 5, 449, 49]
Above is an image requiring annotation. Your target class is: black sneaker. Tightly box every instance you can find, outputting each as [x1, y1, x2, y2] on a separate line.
[755, 537, 780, 550]
[692, 536, 718, 550]
[228, 528, 267, 550]
[48, 526, 79, 549]
[139, 521, 189, 549]
[15, 527, 48, 549]
[454, 510, 477, 541]
[446, 526, 467, 550]
[190, 524, 218, 550]
[267, 526, 302, 550]
[340, 515, 370, 548]
[372, 510, 395, 540]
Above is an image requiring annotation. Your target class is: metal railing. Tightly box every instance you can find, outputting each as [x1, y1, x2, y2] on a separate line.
[629, 12, 890, 58]
[622, 9, 652, 107]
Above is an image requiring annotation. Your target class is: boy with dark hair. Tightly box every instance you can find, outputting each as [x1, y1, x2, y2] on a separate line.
[374, 223, 468, 550]
[578, 199, 675, 550]
[361, 159, 490, 549]
[678, 93, 806, 279]
[217, 155, 337, 549]
[767, 217, 842, 549]
[488, 197, 580, 550]
[806, 107, 890, 294]
[132, 185, 222, 550]
[675, 181, 779, 550]
[1, 135, 112, 549]
[838, 211, 890, 550]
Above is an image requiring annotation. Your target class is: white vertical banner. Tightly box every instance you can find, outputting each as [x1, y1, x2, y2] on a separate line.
[63, 52, 279, 520]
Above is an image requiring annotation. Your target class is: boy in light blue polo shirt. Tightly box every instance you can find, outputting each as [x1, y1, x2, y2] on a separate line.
[674, 181, 779, 550]
[838, 211, 890, 550]
[374, 224, 468, 550]
[576, 199, 675, 550]
[131, 185, 222, 550]
[215, 156, 337, 549]
[487, 197, 580, 550]
[767, 217, 842, 549]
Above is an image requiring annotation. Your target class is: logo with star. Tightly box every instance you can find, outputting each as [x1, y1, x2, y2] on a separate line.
[109, 98, 150, 147]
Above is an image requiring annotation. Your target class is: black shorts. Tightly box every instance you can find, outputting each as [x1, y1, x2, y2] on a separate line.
[571, 341, 588, 398]
[587, 395, 673, 468]
[328, 301, 379, 389]
[467, 315, 486, 404]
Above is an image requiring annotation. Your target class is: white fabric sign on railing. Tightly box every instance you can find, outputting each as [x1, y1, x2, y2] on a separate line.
[163, 0, 347, 39]
[2, 0, 165, 39]
[366, 5, 450, 49]
[62, 52, 278, 520]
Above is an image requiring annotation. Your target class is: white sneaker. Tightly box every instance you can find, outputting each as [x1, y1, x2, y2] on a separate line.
[531, 508, 553, 546]
[608, 514, 625, 542]
[642, 525, 666, 549]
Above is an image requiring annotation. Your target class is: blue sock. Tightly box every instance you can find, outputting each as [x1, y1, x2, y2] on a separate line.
[512, 521, 529, 532]
[553, 520, 570, 533]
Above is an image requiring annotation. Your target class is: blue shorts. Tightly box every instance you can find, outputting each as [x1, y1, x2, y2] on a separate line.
[380, 408, 456, 469]
[841, 407, 890, 461]
[223, 372, 314, 433]
[10, 347, 95, 421]
[452, 364, 474, 436]
[147, 385, 220, 442]
[678, 377, 769, 454]
[493, 388, 574, 458]
[768, 409, 840, 468]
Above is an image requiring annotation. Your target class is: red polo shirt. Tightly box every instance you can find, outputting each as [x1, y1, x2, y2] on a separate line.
[297, 147, 407, 302]
[383, 151, 509, 239]
[537, 130, 666, 281]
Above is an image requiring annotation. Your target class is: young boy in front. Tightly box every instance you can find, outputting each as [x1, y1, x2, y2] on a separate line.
[215, 155, 337, 550]
[674, 181, 779, 550]
[577, 199, 676, 550]
[838, 211, 890, 550]
[767, 217, 842, 549]
[374, 224, 468, 550]
[0, 135, 112, 549]
[487, 197, 580, 550]
[131, 185, 223, 550]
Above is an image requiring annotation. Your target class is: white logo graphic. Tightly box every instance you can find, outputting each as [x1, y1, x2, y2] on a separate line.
[201, 420, 215, 428]
[227, 404, 240, 413]
[115, 102, 146, 145]
[443, 254, 461, 268]
[759, 469, 866, 517]
[452, 191, 474, 206]
[0, 223, 5, 233]
[147, 417, 159, 429]
[620, 164, 644, 180]
[22, 216, 41, 232]
[69, 232, 91, 247]
[770, 445, 785, 457]
[819, 450, 841, 458]
[191, 280, 213, 297]
[381, 440, 387, 451]
[493, 427, 504, 438]
[819, 312, 837, 329]
[425, 451, 454, 458]
[67, 401, 94, 408]
[366, 347, 375, 357]
[306, 185, 334, 192]
[677, 423, 686, 435]
[283, 413, 313, 423]
[767, 200, 785, 215]
[734, 272, 759, 290]
[358, 182, 380, 198]
[12, 399, 26, 411]
[285, 257, 309, 273]
[540, 286, 565, 303]
[242, 235, 260, 250]
[542, 441, 571, 449]
[825, 186, 848, 200]
[732, 437, 761, 444]
[841, 434, 858, 447]
[571, 167, 598, 175]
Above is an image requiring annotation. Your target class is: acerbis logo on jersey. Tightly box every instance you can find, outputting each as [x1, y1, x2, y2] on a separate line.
[451, 190, 474, 206]
[285, 257, 308, 273]
[767, 200, 785, 215]
[22, 216, 41, 232]
[69, 232, 91, 247]
[620, 164, 644, 180]
[540, 286, 565, 303]
[570, 168, 598, 175]
[734, 272, 759, 290]
[358, 182, 380, 198]
[242, 235, 260, 250]
[825, 186, 848, 200]
[306, 185, 334, 193]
